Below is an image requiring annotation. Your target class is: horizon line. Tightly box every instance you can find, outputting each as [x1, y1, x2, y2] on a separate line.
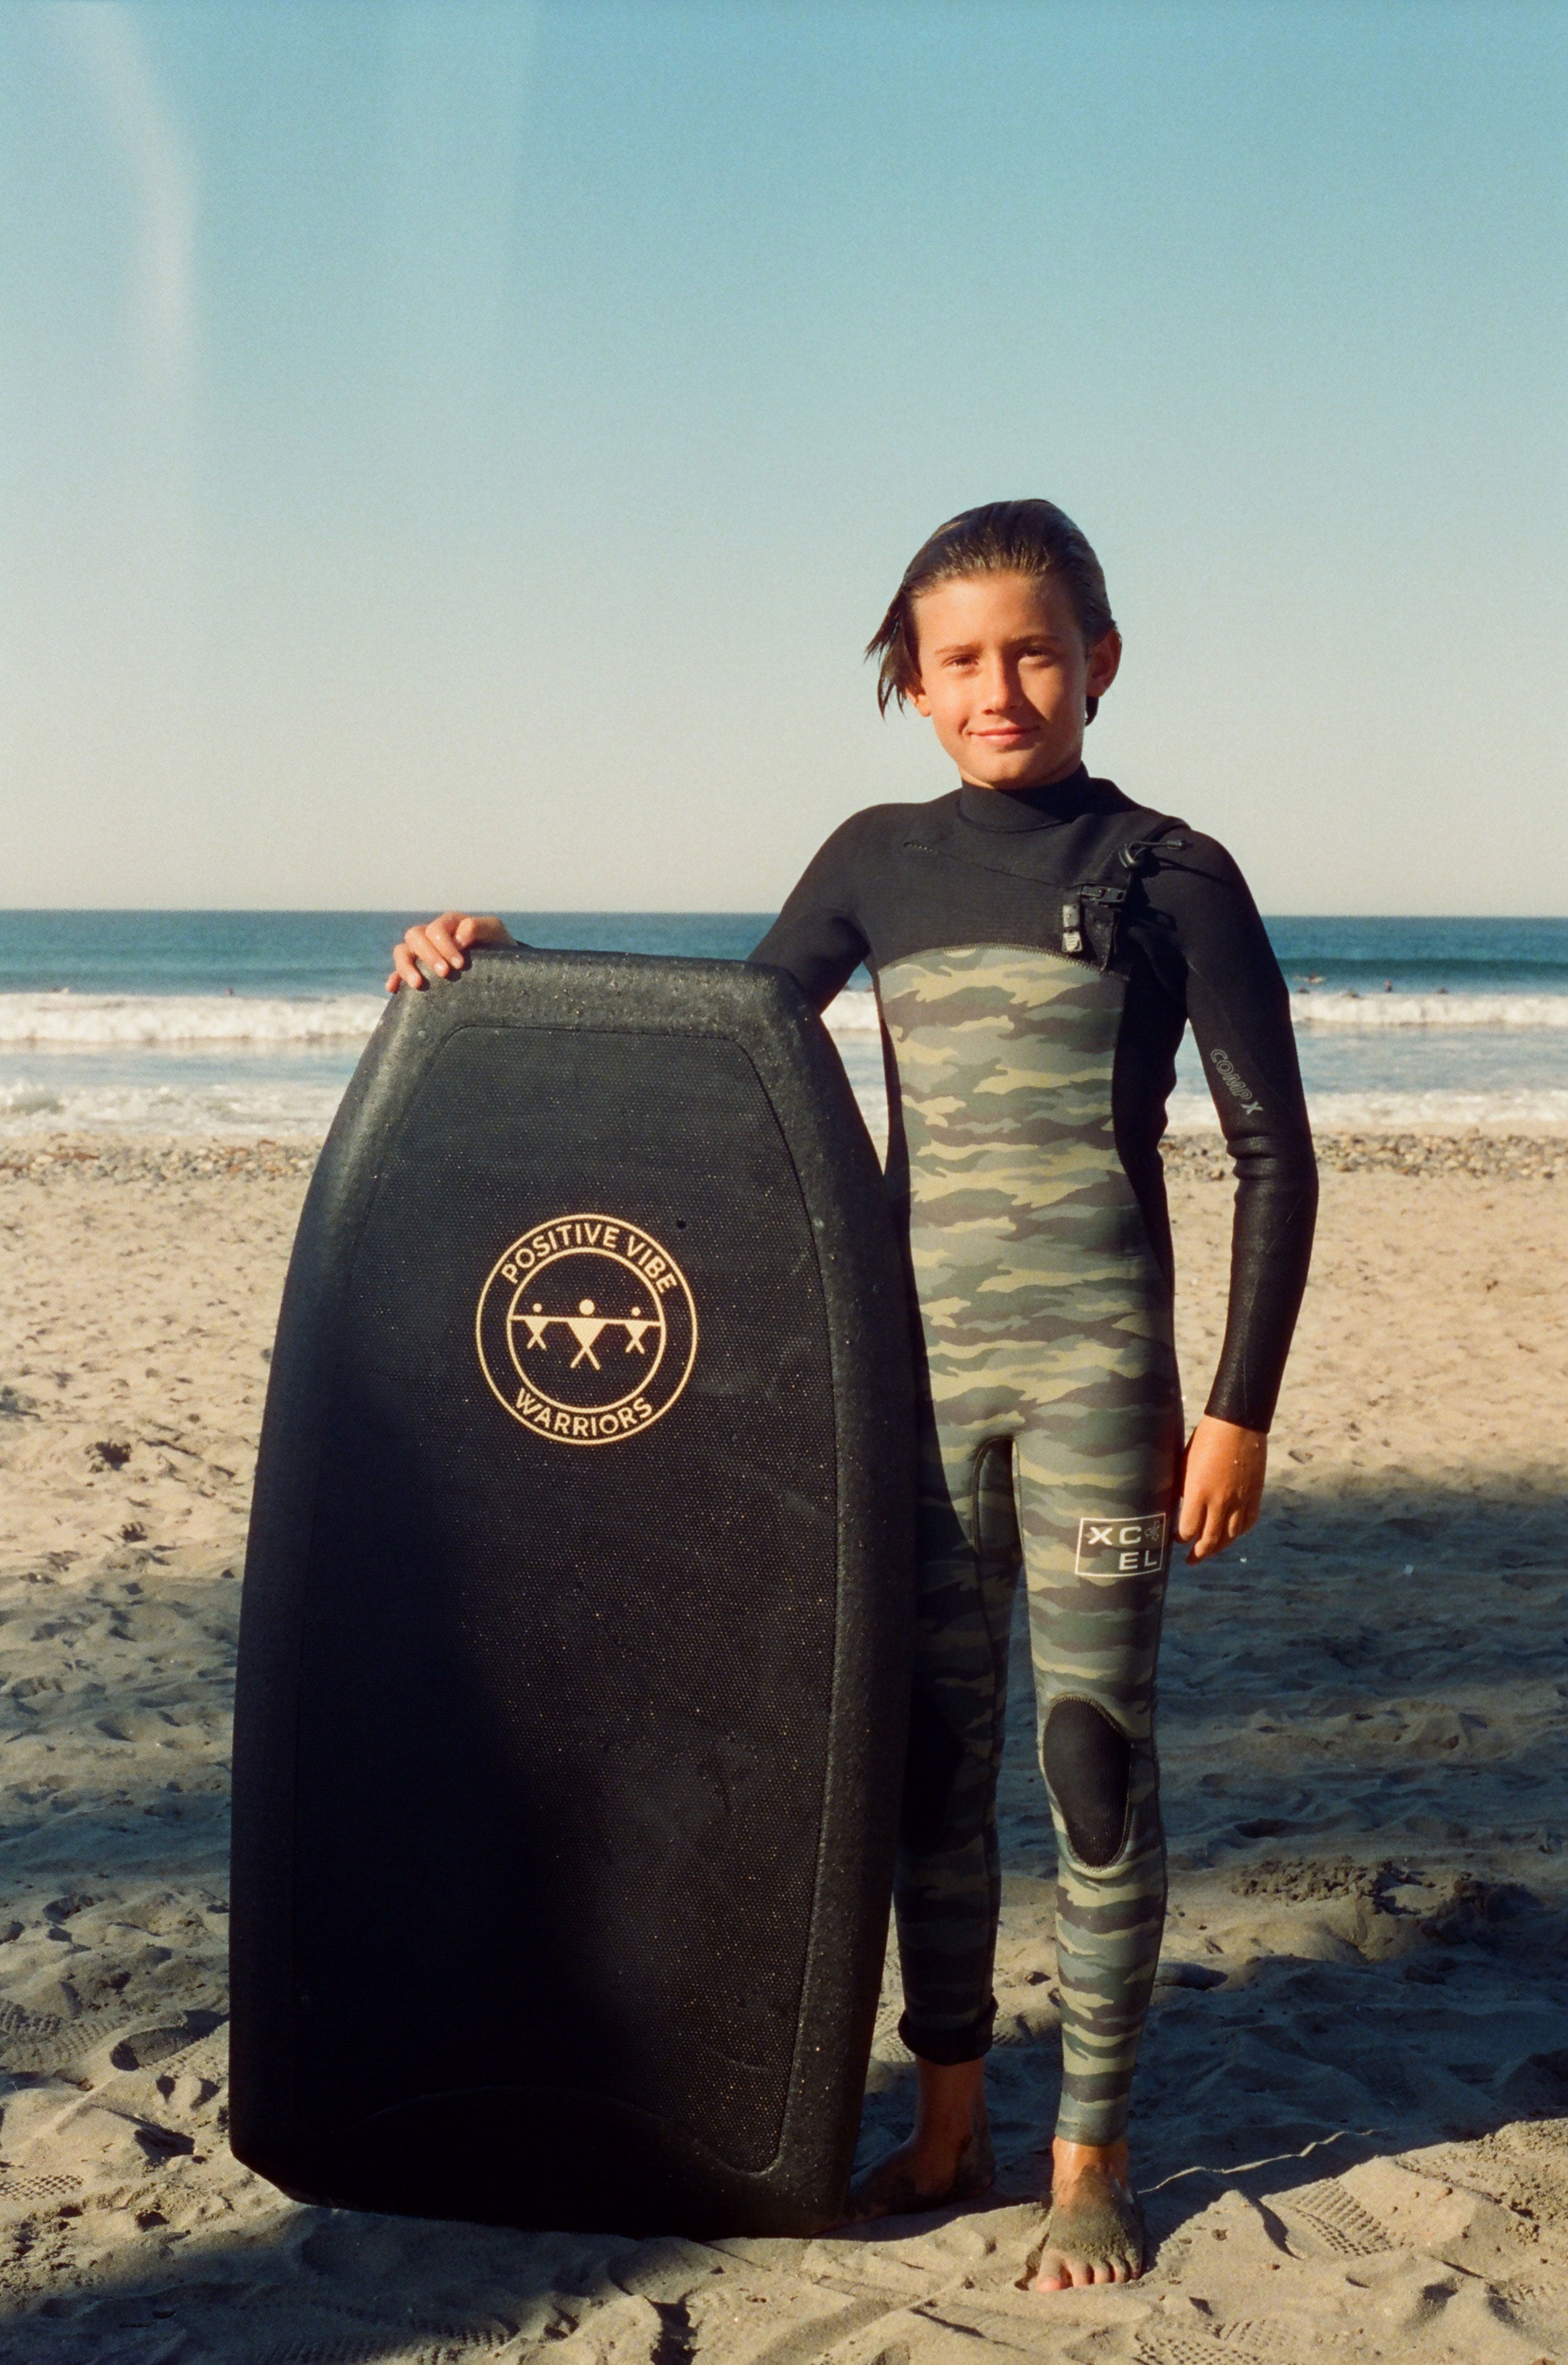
[3, 907, 1568, 924]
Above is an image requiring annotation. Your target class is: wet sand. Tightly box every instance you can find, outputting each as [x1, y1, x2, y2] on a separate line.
[0, 1142, 1565, 2362]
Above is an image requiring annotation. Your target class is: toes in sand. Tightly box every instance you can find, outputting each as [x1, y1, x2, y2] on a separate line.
[1032, 2168, 1145, 2291]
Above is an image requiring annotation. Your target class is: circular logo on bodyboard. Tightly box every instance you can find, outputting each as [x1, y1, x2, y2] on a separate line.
[475, 1214, 698, 1445]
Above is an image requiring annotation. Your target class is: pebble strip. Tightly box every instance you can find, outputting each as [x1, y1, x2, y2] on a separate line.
[0, 1136, 320, 1184]
[0, 1130, 1560, 1185]
[1165, 1132, 1560, 1181]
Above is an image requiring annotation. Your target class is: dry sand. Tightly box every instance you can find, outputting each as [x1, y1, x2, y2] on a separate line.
[0, 1139, 1565, 2362]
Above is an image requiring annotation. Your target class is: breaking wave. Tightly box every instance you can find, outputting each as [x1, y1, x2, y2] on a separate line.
[0, 993, 384, 1046]
[1, 984, 1564, 1048]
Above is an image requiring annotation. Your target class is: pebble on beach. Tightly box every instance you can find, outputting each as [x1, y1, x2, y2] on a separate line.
[1, 1129, 1559, 1188]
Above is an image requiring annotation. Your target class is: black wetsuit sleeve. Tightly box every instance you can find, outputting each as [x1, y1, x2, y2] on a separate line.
[748, 819, 871, 1009]
[1142, 837, 1318, 1431]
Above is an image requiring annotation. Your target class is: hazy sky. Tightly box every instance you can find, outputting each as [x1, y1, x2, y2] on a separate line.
[1, 1, 1563, 913]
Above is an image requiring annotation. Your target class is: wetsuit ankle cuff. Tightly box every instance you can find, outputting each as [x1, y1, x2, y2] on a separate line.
[898, 1999, 997, 2065]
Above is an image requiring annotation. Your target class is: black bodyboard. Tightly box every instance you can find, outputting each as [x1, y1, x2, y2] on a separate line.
[229, 949, 915, 2236]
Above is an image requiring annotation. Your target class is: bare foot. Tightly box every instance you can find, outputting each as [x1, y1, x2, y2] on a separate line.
[840, 2056, 994, 2224]
[842, 2120, 995, 2223]
[1031, 2138, 1145, 2290]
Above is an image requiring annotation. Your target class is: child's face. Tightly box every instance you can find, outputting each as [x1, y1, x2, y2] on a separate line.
[907, 570, 1121, 790]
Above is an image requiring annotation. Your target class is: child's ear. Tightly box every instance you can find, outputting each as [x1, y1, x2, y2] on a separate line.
[1086, 628, 1123, 699]
[908, 678, 933, 717]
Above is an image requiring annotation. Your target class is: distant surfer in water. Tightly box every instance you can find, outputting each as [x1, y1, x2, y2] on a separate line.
[389, 501, 1317, 2292]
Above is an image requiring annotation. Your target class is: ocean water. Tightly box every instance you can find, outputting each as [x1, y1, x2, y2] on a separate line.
[0, 910, 1563, 1141]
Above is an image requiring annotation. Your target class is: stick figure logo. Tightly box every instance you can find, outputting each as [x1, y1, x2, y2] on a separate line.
[475, 1214, 698, 1445]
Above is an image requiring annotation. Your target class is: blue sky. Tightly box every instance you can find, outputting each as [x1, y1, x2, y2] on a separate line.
[1, 0, 1563, 911]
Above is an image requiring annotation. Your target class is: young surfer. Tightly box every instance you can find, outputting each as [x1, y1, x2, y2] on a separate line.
[388, 500, 1317, 2292]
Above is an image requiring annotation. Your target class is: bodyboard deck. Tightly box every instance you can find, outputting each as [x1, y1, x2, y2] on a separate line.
[229, 950, 914, 2235]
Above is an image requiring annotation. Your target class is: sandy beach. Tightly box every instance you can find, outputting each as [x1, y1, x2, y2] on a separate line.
[1, 1136, 1565, 2362]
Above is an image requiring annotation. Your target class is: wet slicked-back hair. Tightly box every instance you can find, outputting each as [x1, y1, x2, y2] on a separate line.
[866, 499, 1116, 720]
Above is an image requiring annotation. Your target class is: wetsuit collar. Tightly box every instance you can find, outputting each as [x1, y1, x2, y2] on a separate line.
[956, 765, 1098, 832]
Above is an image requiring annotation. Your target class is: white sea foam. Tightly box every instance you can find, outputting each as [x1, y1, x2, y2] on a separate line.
[822, 990, 881, 1032]
[1288, 991, 1568, 1028]
[3, 1069, 1563, 1143]
[0, 994, 384, 1046]
[0, 1078, 347, 1138]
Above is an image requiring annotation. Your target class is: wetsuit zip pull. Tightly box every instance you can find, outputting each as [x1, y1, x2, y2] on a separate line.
[1120, 832, 1193, 874]
[1061, 898, 1085, 957]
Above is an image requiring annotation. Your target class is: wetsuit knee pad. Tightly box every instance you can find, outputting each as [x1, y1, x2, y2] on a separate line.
[1042, 1697, 1132, 1868]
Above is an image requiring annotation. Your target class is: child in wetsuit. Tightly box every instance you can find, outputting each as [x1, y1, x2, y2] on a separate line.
[388, 500, 1317, 2293]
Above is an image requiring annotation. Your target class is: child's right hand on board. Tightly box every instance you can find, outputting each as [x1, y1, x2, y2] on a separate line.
[387, 912, 514, 992]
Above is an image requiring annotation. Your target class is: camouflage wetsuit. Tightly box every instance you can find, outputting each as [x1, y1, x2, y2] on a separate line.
[751, 767, 1316, 2145]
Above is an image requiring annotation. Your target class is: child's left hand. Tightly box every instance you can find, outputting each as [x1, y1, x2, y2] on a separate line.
[1177, 1417, 1268, 1563]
